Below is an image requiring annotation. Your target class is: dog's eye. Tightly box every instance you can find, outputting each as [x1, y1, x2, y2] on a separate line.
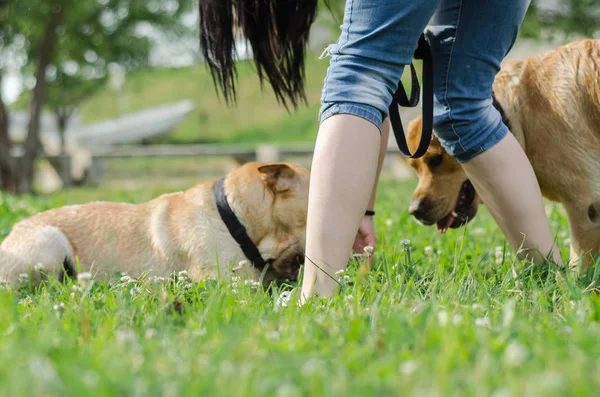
[426, 154, 443, 168]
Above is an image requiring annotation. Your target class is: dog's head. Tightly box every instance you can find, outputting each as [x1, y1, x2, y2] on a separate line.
[406, 117, 481, 233]
[225, 162, 309, 282]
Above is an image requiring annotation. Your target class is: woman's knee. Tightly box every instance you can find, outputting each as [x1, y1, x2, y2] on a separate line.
[434, 99, 509, 163]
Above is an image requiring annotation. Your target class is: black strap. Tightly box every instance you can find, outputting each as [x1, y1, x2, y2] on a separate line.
[214, 177, 267, 271]
[492, 91, 511, 131]
[388, 33, 434, 158]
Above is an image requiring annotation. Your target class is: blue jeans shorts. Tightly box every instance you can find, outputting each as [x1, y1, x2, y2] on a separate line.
[319, 0, 530, 163]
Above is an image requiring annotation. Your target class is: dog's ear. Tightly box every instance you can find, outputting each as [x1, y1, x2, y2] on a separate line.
[258, 164, 297, 192]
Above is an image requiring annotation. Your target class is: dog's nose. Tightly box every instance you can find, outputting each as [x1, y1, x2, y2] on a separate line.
[408, 199, 429, 219]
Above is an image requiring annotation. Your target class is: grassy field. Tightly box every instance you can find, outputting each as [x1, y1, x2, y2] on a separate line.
[75, 52, 421, 145]
[1, 174, 599, 397]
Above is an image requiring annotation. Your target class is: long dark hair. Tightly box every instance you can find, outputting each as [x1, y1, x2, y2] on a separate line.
[198, 0, 320, 109]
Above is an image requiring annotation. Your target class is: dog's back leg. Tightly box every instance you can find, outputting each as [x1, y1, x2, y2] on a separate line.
[0, 223, 76, 285]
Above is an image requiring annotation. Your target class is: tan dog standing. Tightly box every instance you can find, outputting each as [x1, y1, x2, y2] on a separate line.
[406, 39, 600, 269]
[0, 162, 309, 285]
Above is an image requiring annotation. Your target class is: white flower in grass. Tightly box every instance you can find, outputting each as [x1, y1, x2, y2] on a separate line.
[385, 219, 393, 227]
[275, 290, 293, 310]
[77, 272, 93, 288]
[151, 276, 166, 283]
[437, 310, 449, 326]
[363, 245, 374, 256]
[490, 388, 513, 397]
[399, 360, 418, 376]
[335, 269, 346, 276]
[495, 257, 503, 265]
[72, 285, 83, 293]
[0, 280, 9, 290]
[177, 270, 188, 279]
[53, 302, 65, 312]
[18, 273, 28, 283]
[244, 280, 261, 288]
[503, 341, 528, 367]
[233, 260, 249, 272]
[400, 239, 411, 251]
[475, 317, 491, 328]
[424, 246, 434, 256]
[29, 356, 58, 383]
[452, 314, 463, 325]
[344, 294, 354, 304]
[145, 329, 158, 339]
[34, 263, 45, 272]
[130, 286, 141, 297]
[120, 275, 133, 284]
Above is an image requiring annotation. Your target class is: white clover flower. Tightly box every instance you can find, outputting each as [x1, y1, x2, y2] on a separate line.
[72, 285, 83, 293]
[151, 276, 166, 283]
[363, 246, 374, 256]
[145, 329, 158, 339]
[77, 272, 93, 288]
[120, 275, 132, 284]
[244, 280, 261, 288]
[475, 317, 491, 328]
[233, 260, 249, 272]
[385, 219, 393, 227]
[275, 290, 292, 310]
[400, 239, 411, 251]
[0, 280, 9, 290]
[178, 270, 188, 279]
[18, 273, 28, 283]
[399, 360, 418, 376]
[437, 310, 449, 326]
[34, 263, 45, 272]
[335, 269, 346, 276]
[424, 246, 434, 256]
[503, 341, 528, 367]
[495, 257, 503, 265]
[53, 302, 65, 312]
[130, 287, 141, 297]
[452, 314, 463, 325]
[231, 289, 238, 295]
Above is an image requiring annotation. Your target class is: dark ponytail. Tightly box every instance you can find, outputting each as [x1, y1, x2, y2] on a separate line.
[199, 0, 320, 109]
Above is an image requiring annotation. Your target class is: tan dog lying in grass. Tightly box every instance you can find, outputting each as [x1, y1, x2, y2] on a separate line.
[0, 162, 309, 286]
[406, 39, 600, 270]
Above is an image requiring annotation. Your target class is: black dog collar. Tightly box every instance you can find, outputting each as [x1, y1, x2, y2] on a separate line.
[213, 177, 267, 271]
[492, 92, 511, 131]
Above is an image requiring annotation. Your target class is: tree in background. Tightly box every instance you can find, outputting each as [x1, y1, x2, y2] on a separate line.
[0, 0, 194, 193]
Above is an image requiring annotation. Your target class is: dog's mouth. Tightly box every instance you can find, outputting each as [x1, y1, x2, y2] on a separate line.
[271, 248, 304, 282]
[436, 180, 477, 234]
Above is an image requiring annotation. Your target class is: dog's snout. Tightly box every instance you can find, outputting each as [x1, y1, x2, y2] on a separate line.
[408, 199, 430, 218]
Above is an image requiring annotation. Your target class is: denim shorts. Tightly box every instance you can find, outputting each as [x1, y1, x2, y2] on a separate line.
[319, 0, 530, 163]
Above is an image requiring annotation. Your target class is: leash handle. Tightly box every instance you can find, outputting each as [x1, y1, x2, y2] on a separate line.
[388, 33, 434, 159]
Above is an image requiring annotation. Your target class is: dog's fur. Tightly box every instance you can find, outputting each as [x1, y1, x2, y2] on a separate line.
[0, 162, 310, 285]
[406, 39, 600, 269]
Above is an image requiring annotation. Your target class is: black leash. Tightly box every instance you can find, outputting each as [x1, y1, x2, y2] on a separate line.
[214, 177, 267, 271]
[389, 33, 434, 158]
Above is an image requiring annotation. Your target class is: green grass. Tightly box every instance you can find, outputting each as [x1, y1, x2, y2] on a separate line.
[0, 176, 599, 396]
